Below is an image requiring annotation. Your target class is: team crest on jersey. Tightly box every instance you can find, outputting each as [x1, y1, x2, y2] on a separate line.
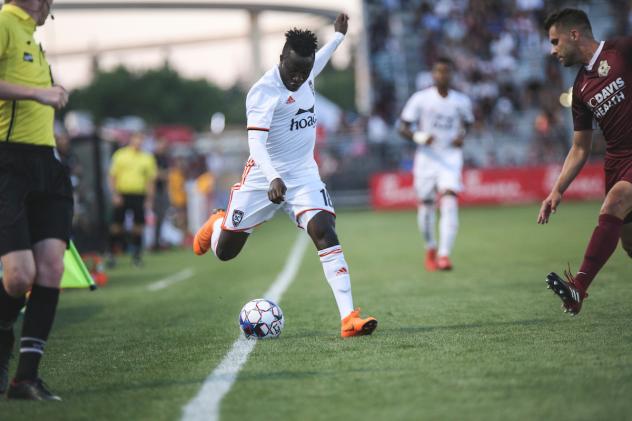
[23, 52, 33, 62]
[286, 96, 295, 104]
[598, 60, 611, 77]
[232, 210, 244, 227]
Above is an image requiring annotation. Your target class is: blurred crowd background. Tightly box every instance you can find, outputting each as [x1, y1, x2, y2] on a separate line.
[51, 0, 629, 253]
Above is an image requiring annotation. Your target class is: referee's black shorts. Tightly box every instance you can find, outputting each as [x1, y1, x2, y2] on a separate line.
[0, 143, 74, 257]
[112, 194, 146, 226]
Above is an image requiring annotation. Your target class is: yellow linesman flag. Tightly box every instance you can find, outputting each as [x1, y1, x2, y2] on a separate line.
[61, 241, 96, 290]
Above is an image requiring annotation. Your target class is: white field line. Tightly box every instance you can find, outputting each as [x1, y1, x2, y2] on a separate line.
[147, 268, 195, 291]
[181, 233, 310, 421]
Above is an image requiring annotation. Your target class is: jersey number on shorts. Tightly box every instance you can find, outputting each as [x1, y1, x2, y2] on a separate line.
[320, 189, 333, 207]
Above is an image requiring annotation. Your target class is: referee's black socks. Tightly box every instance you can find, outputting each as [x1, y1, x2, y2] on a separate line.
[15, 285, 60, 381]
[0, 279, 26, 333]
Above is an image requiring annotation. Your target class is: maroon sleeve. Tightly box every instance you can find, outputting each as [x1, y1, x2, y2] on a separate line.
[572, 77, 593, 132]
[611, 36, 632, 64]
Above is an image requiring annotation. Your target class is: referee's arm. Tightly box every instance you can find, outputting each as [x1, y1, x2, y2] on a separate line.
[144, 157, 158, 209]
[108, 173, 122, 207]
[0, 80, 69, 109]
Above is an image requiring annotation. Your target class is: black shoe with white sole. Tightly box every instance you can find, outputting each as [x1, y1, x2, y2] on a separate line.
[545, 272, 587, 316]
[7, 378, 61, 401]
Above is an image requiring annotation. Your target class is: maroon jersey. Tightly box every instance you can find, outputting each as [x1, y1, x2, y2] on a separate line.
[572, 37, 632, 160]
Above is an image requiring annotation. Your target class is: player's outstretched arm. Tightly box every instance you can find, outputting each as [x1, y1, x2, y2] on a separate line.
[537, 130, 592, 224]
[313, 13, 349, 77]
[333, 13, 349, 35]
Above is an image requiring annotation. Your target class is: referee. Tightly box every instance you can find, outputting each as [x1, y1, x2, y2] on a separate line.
[0, 0, 72, 400]
[107, 133, 157, 267]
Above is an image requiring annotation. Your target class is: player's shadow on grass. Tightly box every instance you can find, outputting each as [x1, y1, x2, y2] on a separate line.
[238, 370, 322, 381]
[67, 378, 204, 396]
[389, 318, 552, 334]
[53, 303, 104, 327]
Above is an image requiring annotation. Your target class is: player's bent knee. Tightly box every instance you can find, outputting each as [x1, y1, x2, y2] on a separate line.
[601, 188, 632, 219]
[215, 245, 237, 262]
[311, 227, 338, 250]
[215, 231, 249, 261]
[3, 268, 35, 296]
[36, 257, 65, 286]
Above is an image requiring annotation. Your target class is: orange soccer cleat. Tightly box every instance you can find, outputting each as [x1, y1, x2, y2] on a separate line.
[193, 210, 226, 256]
[341, 308, 378, 338]
[425, 248, 438, 272]
[437, 255, 453, 271]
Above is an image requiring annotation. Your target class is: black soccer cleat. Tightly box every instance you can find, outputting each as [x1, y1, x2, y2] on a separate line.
[545, 272, 587, 316]
[7, 378, 61, 401]
[0, 328, 14, 394]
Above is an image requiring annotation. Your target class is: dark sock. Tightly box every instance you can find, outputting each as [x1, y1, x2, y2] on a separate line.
[14, 285, 60, 382]
[0, 279, 26, 330]
[131, 233, 143, 258]
[575, 214, 624, 292]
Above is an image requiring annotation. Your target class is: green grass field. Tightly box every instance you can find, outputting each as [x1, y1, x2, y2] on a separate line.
[3, 202, 631, 421]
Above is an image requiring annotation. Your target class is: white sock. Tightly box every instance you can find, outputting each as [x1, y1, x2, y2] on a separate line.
[318, 245, 354, 319]
[417, 202, 437, 250]
[210, 218, 223, 257]
[438, 195, 458, 257]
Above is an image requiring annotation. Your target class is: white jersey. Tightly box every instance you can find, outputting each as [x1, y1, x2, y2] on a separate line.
[400, 86, 474, 156]
[244, 33, 345, 189]
[401, 86, 474, 197]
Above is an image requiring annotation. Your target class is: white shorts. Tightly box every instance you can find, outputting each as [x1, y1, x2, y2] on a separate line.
[414, 149, 463, 201]
[222, 179, 335, 233]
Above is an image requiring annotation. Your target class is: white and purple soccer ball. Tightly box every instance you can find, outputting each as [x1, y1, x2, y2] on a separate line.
[239, 299, 284, 339]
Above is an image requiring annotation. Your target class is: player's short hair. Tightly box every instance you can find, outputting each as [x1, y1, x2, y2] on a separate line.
[283, 28, 318, 58]
[544, 8, 592, 34]
[434, 56, 454, 68]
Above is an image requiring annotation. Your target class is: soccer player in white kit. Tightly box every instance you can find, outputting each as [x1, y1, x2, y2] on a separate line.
[193, 14, 377, 338]
[399, 57, 474, 272]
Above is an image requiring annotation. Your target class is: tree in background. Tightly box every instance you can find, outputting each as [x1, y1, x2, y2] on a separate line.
[68, 63, 357, 131]
[315, 63, 356, 112]
[68, 65, 246, 130]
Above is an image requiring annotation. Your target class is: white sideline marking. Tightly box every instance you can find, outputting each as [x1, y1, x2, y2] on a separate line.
[147, 268, 195, 291]
[181, 233, 310, 421]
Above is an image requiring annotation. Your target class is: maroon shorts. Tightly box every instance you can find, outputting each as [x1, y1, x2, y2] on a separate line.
[605, 157, 632, 192]
[604, 157, 632, 224]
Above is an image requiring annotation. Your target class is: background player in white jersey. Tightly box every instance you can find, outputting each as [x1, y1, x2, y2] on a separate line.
[399, 57, 474, 272]
[193, 14, 377, 338]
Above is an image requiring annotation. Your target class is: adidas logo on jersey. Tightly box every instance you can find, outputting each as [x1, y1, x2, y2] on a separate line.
[290, 105, 316, 131]
[286, 96, 295, 104]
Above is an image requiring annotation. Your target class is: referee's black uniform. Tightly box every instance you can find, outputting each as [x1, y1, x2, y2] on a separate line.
[0, 3, 72, 400]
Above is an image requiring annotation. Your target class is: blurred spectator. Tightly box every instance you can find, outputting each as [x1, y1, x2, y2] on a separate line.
[168, 156, 188, 233]
[363, 0, 581, 167]
[152, 137, 170, 251]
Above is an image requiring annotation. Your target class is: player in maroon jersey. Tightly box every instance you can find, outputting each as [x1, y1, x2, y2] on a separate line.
[539, 8, 632, 315]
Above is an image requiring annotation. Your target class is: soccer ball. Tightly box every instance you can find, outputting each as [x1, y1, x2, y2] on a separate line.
[238, 299, 284, 339]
